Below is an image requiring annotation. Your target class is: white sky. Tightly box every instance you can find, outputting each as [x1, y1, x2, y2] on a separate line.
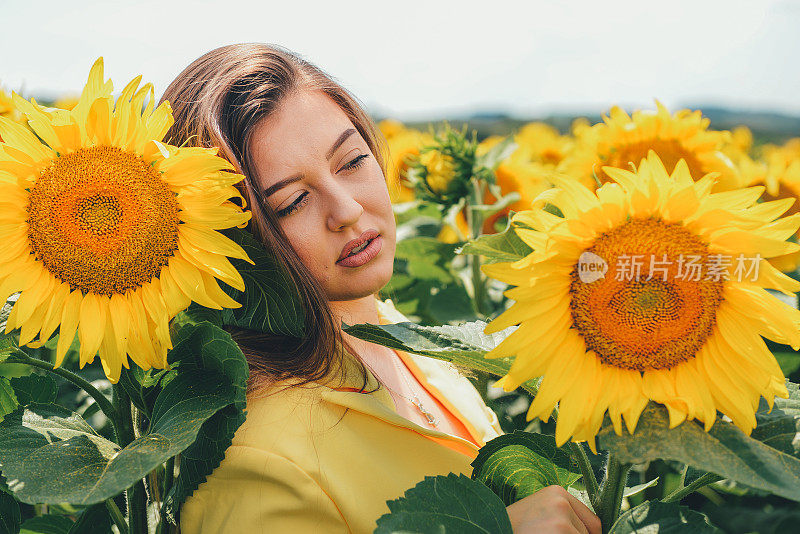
[2, 0, 799, 120]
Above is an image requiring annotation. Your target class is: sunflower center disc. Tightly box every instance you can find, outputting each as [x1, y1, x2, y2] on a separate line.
[569, 218, 724, 371]
[599, 139, 704, 183]
[27, 146, 180, 296]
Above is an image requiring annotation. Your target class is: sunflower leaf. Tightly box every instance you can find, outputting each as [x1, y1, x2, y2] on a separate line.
[66, 503, 112, 534]
[457, 219, 532, 264]
[162, 321, 248, 524]
[375, 473, 513, 534]
[471, 431, 581, 505]
[474, 136, 517, 173]
[0, 369, 234, 505]
[18, 515, 73, 534]
[609, 500, 719, 533]
[598, 401, 800, 502]
[342, 320, 539, 395]
[752, 380, 800, 458]
[218, 227, 305, 338]
[0, 378, 18, 424]
[0, 488, 21, 534]
[10, 374, 57, 407]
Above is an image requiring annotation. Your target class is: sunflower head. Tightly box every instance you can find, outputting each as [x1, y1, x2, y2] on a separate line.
[0, 58, 252, 382]
[477, 134, 554, 233]
[559, 102, 740, 192]
[384, 126, 433, 203]
[419, 149, 457, 194]
[378, 118, 408, 140]
[0, 85, 24, 134]
[483, 151, 800, 447]
[407, 123, 477, 206]
[53, 95, 80, 111]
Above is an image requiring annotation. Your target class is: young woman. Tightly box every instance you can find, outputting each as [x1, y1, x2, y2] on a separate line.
[161, 43, 600, 534]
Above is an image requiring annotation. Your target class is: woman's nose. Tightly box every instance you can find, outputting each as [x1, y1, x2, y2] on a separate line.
[326, 182, 364, 232]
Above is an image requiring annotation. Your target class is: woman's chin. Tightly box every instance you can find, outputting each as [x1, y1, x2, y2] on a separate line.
[328, 261, 394, 301]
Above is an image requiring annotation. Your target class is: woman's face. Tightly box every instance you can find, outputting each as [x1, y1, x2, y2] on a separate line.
[248, 88, 396, 302]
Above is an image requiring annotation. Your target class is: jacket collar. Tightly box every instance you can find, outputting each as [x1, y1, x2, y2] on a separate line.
[313, 300, 481, 456]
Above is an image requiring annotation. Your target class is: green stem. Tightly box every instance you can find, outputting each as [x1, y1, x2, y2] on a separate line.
[596, 455, 631, 533]
[466, 177, 486, 316]
[568, 442, 600, 507]
[8, 349, 119, 438]
[114, 384, 148, 534]
[155, 456, 176, 534]
[663, 473, 723, 503]
[105, 499, 129, 534]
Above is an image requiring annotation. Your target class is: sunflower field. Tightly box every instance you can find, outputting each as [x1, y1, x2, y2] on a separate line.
[2, 59, 800, 533]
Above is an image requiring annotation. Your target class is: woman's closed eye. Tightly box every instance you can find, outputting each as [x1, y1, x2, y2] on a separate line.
[340, 153, 369, 172]
[276, 191, 309, 217]
[275, 154, 371, 218]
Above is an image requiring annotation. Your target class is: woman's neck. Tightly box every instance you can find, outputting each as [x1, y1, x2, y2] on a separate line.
[329, 294, 381, 357]
[328, 294, 380, 327]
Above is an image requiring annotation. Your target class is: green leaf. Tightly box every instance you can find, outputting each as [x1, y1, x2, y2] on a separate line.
[752, 380, 800, 457]
[116, 366, 174, 418]
[609, 500, 719, 533]
[0, 489, 20, 534]
[219, 227, 304, 337]
[10, 374, 57, 407]
[623, 478, 659, 499]
[19, 516, 73, 534]
[774, 352, 800, 376]
[342, 320, 539, 395]
[467, 191, 521, 220]
[702, 503, 800, 534]
[67, 503, 112, 534]
[471, 431, 581, 505]
[474, 136, 517, 172]
[162, 321, 249, 523]
[375, 473, 513, 534]
[395, 238, 458, 283]
[457, 219, 532, 264]
[0, 299, 13, 333]
[0, 378, 17, 424]
[117, 367, 150, 416]
[598, 402, 800, 502]
[426, 283, 476, 324]
[0, 370, 235, 505]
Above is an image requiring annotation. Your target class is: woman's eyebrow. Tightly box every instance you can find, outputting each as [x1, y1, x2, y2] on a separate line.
[263, 128, 357, 198]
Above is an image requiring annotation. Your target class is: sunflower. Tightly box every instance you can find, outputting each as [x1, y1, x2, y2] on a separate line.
[380, 121, 433, 203]
[53, 95, 80, 111]
[0, 58, 251, 383]
[483, 151, 799, 447]
[0, 85, 24, 137]
[0, 87, 14, 118]
[560, 102, 740, 192]
[745, 139, 800, 271]
[477, 125, 567, 233]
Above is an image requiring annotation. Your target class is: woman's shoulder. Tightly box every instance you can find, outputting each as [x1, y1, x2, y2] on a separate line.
[230, 381, 333, 452]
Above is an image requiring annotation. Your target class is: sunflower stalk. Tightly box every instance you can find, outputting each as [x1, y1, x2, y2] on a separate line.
[596, 455, 631, 533]
[568, 442, 600, 507]
[155, 456, 176, 534]
[113, 383, 148, 534]
[106, 498, 130, 534]
[467, 176, 487, 316]
[662, 472, 723, 503]
[6, 347, 120, 438]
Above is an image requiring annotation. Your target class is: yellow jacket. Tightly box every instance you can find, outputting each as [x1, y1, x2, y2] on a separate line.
[180, 299, 504, 533]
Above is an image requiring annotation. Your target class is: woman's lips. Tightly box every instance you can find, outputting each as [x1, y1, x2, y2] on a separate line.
[337, 232, 382, 267]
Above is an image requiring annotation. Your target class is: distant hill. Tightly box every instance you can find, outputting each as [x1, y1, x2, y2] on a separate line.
[389, 106, 800, 146]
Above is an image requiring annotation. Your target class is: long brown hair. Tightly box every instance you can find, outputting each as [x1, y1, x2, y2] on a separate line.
[160, 43, 390, 394]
